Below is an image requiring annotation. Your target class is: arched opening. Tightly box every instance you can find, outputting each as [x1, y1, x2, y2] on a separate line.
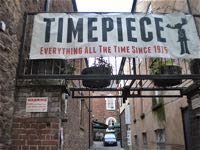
[105, 117, 117, 126]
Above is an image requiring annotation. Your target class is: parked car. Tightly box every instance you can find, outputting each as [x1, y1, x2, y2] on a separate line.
[103, 133, 117, 146]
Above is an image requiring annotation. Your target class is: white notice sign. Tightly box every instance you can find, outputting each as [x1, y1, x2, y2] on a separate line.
[26, 97, 48, 112]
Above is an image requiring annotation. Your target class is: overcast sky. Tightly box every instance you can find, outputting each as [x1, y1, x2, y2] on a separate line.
[76, 0, 134, 74]
[76, 0, 133, 12]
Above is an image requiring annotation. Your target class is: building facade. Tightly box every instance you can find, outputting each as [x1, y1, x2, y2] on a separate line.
[119, 0, 200, 150]
[0, 0, 92, 150]
[91, 91, 120, 140]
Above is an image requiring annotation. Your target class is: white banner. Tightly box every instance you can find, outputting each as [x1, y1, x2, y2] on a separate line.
[30, 13, 200, 59]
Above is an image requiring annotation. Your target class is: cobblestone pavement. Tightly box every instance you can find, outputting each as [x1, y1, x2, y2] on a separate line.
[90, 141, 124, 150]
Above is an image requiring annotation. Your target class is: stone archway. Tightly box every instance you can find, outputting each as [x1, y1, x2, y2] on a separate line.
[105, 117, 117, 126]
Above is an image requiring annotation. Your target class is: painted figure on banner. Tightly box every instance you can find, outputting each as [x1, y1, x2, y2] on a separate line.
[166, 18, 191, 55]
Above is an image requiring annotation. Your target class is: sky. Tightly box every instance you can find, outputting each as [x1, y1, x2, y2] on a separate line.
[76, 0, 134, 75]
[76, 0, 133, 12]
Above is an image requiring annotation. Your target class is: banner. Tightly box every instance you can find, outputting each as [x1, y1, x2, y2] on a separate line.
[30, 13, 200, 59]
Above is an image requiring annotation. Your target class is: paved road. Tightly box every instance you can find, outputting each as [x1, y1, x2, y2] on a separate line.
[90, 141, 124, 150]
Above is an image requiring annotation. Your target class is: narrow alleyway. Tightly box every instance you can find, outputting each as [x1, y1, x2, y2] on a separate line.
[90, 141, 124, 150]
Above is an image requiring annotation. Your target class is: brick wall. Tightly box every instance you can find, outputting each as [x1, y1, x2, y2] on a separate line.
[91, 92, 119, 123]
[92, 98, 119, 122]
[11, 118, 59, 150]
[12, 82, 91, 150]
[63, 94, 91, 150]
[11, 85, 62, 150]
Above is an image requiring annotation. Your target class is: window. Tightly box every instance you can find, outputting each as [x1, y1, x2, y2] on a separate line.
[105, 97, 116, 110]
[143, 132, 148, 150]
[108, 119, 115, 126]
[134, 135, 139, 150]
[155, 129, 165, 150]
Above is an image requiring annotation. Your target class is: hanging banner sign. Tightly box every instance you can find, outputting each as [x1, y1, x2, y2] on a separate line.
[30, 13, 200, 59]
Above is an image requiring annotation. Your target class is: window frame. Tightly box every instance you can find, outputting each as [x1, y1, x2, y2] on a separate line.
[155, 129, 166, 150]
[105, 97, 116, 110]
[134, 135, 139, 150]
[142, 132, 148, 150]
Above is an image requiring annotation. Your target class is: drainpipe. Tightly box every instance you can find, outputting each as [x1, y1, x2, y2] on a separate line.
[186, 96, 193, 150]
[45, 0, 50, 12]
[131, 0, 138, 13]
[89, 91, 91, 149]
[186, 0, 192, 14]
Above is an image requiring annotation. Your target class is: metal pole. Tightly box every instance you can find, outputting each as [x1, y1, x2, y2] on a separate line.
[186, 0, 192, 14]
[45, 0, 50, 12]
[89, 91, 91, 149]
[186, 96, 193, 150]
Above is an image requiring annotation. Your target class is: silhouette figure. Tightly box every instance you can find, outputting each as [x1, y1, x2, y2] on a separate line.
[166, 18, 190, 55]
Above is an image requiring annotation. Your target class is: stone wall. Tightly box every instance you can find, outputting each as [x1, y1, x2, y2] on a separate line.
[0, 0, 48, 147]
[0, 0, 23, 148]
[0, 1, 91, 150]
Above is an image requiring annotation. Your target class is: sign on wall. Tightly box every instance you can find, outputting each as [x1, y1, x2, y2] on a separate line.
[26, 97, 48, 112]
[127, 130, 132, 146]
[125, 105, 131, 124]
[30, 13, 200, 59]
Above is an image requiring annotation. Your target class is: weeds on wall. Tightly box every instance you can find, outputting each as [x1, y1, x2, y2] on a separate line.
[152, 98, 166, 122]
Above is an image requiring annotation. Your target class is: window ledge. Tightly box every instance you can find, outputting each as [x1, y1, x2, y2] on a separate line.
[106, 109, 115, 111]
